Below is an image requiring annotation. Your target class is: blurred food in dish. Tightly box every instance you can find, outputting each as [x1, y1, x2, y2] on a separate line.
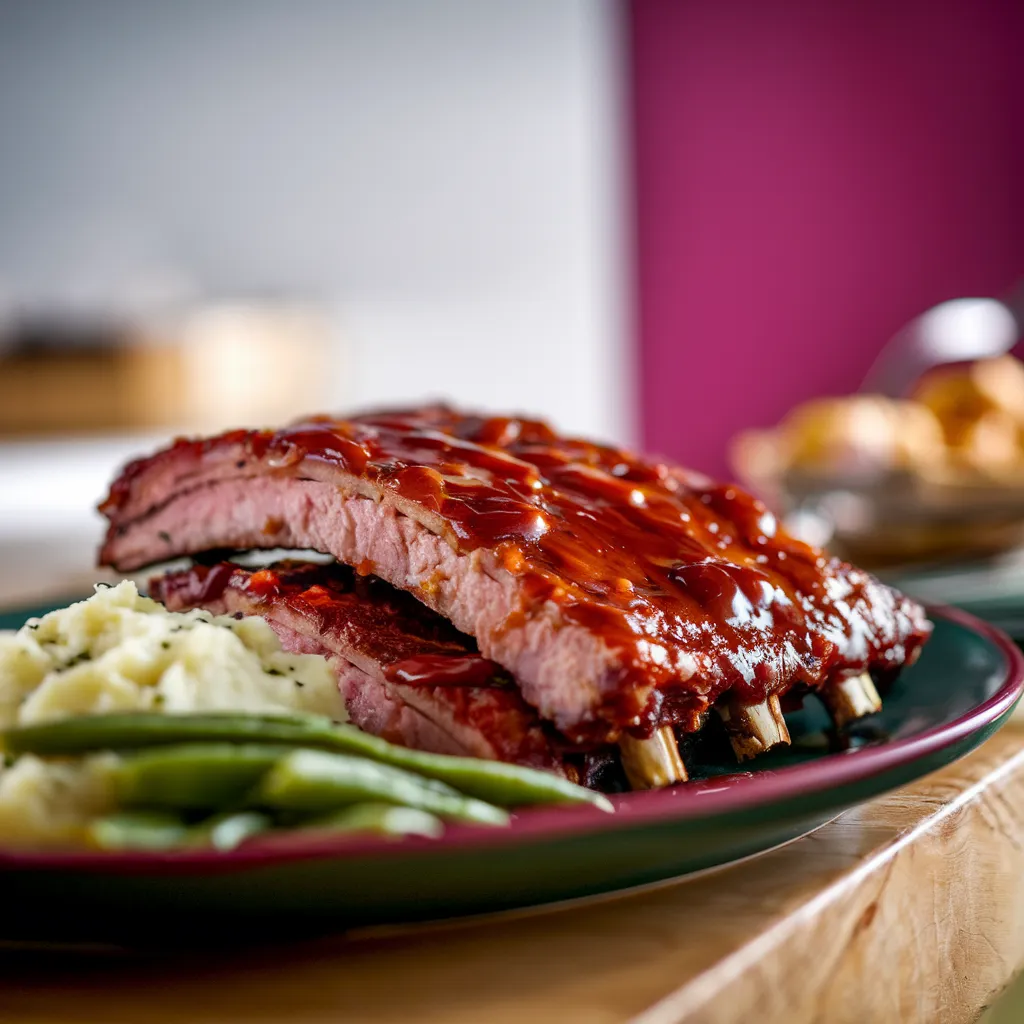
[733, 396, 947, 484]
[909, 355, 1024, 477]
[731, 355, 1024, 569]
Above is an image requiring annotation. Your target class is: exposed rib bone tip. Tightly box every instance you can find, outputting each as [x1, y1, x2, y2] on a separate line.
[820, 672, 882, 729]
[619, 726, 688, 789]
[717, 694, 791, 762]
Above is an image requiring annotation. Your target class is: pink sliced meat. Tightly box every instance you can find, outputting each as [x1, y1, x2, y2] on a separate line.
[150, 560, 569, 774]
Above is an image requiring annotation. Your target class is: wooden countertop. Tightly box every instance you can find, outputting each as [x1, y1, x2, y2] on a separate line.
[0, 721, 1022, 1022]
[1, 572, 1023, 1022]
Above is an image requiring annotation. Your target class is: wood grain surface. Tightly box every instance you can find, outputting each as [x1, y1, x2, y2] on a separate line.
[0, 720, 1022, 1023]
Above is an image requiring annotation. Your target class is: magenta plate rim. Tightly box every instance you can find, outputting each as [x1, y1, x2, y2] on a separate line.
[0, 603, 1019, 876]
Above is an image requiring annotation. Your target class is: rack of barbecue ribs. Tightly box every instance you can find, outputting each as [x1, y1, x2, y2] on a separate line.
[100, 405, 932, 791]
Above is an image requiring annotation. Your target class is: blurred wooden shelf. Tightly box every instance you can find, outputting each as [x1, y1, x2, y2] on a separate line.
[0, 304, 332, 438]
[0, 345, 186, 436]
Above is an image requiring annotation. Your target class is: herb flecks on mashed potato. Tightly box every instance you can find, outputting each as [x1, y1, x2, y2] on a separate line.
[0, 581, 346, 846]
[0, 580, 347, 729]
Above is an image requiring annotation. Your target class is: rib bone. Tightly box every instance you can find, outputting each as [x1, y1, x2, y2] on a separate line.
[718, 695, 791, 761]
[619, 727, 688, 789]
[819, 672, 882, 729]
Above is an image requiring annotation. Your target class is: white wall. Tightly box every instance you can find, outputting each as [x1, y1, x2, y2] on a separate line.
[0, 0, 630, 443]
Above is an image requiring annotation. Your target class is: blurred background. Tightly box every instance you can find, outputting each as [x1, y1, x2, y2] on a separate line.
[0, 0, 626, 591]
[2, 0, 1024, 604]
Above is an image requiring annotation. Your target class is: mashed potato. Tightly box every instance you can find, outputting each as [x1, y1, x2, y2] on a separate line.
[0, 580, 347, 728]
[0, 580, 347, 846]
[0, 754, 119, 847]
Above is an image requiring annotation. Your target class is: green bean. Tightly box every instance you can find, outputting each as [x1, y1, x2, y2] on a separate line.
[3, 712, 612, 811]
[256, 749, 509, 826]
[308, 724, 614, 813]
[88, 809, 272, 852]
[2, 712, 315, 756]
[87, 810, 191, 851]
[204, 811, 273, 851]
[304, 803, 444, 839]
[112, 744, 287, 810]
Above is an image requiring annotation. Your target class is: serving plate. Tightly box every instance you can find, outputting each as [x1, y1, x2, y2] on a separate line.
[0, 600, 1020, 946]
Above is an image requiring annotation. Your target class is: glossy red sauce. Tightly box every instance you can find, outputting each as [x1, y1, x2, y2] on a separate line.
[161, 558, 512, 689]
[121, 406, 931, 724]
[151, 560, 566, 772]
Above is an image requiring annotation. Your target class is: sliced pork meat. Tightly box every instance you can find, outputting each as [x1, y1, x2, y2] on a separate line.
[151, 560, 568, 774]
[102, 405, 932, 744]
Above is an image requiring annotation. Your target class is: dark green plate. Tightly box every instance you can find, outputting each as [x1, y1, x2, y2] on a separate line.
[0, 600, 1019, 946]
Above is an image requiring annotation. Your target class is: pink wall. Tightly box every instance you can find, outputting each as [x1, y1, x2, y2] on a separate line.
[627, 0, 1024, 477]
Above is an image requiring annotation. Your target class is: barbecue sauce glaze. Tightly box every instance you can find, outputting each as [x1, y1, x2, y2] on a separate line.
[152, 559, 565, 771]
[110, 406, 931, 735]
[175, 559, 508, 685]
